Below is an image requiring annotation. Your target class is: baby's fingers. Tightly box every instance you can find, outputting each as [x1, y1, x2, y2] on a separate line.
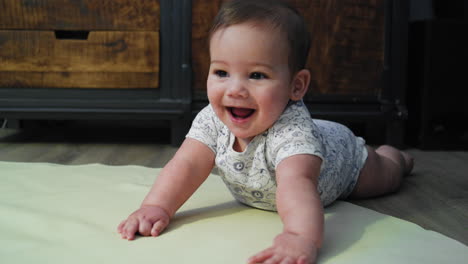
[296, 255, 310, 264]
[117, 220, 126, 233]
[138, 219, 154, 236]
[248, 247, 274, 264]
[151, 218, 169, 237]
[121, 218, 139, 240]
[278, 256, 295, 264]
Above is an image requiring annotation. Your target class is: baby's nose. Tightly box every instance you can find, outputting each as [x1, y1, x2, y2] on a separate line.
[227, 79, 248, 98]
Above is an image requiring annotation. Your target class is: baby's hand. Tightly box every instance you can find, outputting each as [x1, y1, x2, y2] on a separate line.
[117, 205, 170, 240]
[247, 231, 318, 264]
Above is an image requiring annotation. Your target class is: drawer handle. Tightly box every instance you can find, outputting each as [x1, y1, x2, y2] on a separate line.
[54, 30, 90, 40]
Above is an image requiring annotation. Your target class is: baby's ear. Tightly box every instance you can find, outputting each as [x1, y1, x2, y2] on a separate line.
[290, 69, 311, 101]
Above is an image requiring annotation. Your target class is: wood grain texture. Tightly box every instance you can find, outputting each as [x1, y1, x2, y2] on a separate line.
[0, 0, 160, 30]
[0, 30, 159, 88]
[191, 0, 223, 93]
[297, 0, 385, 97]
[191, 0, 385, 97]
[0, 126, 466, 246]
[351, 149, 468, 245]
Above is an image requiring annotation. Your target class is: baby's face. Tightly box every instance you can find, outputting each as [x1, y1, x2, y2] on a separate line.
[207, 22, 295, 145]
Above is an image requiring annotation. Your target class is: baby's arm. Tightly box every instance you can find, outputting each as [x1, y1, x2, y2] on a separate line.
[118, 138, 215, 240]
[248, 154, 323, 264]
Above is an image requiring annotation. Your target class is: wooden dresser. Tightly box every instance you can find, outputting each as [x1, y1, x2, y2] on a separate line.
[0, 0, 192, 145]
[0, 0, 408, 146]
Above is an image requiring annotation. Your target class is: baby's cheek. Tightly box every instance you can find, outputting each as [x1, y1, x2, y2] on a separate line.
[207, 82, 223, 100]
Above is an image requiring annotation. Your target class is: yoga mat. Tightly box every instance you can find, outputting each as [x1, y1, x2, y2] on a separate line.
[0, 161, 466, 263]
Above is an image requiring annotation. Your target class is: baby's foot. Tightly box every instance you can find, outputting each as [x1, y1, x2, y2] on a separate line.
[400, 151, 414, 176]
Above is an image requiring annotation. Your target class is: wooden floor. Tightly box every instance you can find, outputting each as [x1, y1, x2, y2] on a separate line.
[1, 122, 467, 246]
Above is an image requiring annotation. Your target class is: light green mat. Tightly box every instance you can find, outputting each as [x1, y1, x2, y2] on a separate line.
[1, 161, 466, 263]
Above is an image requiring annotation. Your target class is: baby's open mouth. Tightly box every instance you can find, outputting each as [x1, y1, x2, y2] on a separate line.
[228, 107, 255, 119]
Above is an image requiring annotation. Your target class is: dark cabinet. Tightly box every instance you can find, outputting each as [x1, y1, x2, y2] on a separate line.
[406, 9, 468, 149]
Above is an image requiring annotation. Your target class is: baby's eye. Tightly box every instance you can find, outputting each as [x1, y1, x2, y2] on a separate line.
[250, 72, 268, 80]
[214, 70, 229, 78]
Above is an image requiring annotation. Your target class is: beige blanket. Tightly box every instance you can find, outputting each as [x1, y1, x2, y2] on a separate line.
[1, 161, 466, 263]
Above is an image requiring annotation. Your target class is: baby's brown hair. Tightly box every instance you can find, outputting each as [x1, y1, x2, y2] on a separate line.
[209, 0, 311, 75]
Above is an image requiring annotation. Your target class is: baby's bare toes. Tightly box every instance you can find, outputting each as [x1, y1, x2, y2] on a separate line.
[401, 151, 414, 175]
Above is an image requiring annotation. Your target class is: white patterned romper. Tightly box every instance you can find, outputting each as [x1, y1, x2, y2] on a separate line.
[186, 100, 368, 211]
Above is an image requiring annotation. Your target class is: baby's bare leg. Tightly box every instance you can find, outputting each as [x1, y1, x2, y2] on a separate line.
[349, 145, 414, 199]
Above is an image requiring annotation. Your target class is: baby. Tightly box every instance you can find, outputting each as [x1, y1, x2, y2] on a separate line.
[118, 0, 414, 263]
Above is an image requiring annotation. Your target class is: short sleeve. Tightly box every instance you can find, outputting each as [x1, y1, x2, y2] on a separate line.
[267, 101, 325, 168]
[185, 105, 219, 154]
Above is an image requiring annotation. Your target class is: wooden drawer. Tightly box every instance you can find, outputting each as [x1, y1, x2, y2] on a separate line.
[0, 0, 160, 89]
[0, 0, 160, 30]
